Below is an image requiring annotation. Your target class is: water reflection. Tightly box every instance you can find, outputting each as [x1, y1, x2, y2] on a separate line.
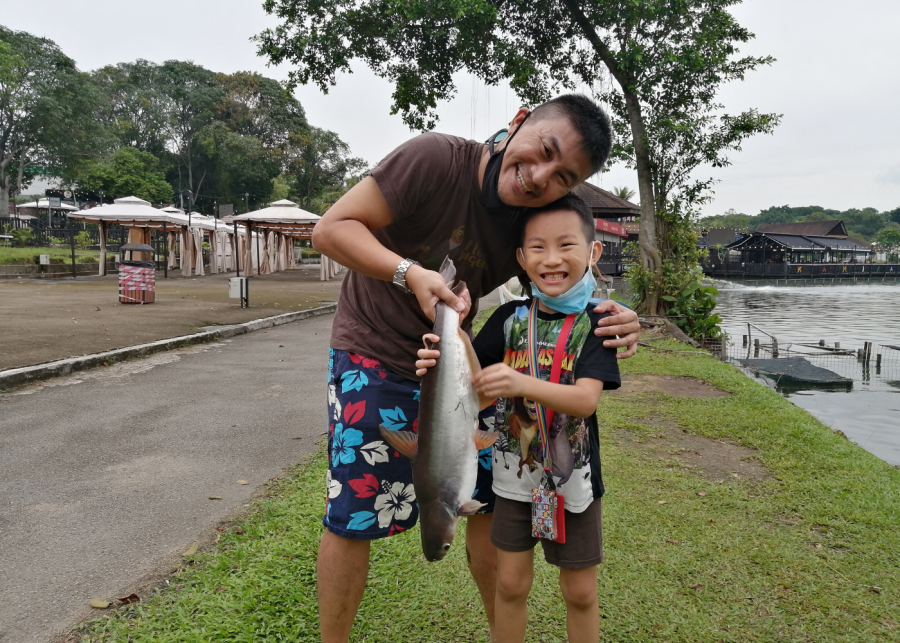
[716, 282, 900, 465]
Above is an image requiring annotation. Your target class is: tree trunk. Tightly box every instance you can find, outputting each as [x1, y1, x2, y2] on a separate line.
[623, 90, 663, 315]
[0, 162, 11, 220]
[556, 0, 664, 313]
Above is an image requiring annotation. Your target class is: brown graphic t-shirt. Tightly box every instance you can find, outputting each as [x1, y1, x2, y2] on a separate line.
[329, 133, 523, 380]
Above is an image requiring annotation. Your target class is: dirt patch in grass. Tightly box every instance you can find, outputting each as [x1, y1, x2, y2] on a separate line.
[609, 374, 732, 398]
[616, 422, 770, 482]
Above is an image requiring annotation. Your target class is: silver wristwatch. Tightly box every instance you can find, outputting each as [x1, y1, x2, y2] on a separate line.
[392, 258, 419, 294]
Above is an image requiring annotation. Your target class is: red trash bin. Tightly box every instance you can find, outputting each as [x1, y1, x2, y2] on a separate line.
[118, 243, 156, 304]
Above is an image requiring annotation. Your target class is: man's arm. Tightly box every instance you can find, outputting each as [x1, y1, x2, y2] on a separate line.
[312, 176, 466, 320]
[591, 300, 640, 359]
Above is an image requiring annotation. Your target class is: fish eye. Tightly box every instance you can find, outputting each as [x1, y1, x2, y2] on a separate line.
[442, 543, 451, 551]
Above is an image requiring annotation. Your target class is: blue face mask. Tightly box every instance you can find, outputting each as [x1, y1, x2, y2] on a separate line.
[529, 266, 597, 315]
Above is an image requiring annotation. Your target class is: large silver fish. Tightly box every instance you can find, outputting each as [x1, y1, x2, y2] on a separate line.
[380, 258, 497, 561]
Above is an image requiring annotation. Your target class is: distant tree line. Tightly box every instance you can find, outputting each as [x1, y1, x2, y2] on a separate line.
[0, 24, 367, 219]
[700, 205, 900, 245]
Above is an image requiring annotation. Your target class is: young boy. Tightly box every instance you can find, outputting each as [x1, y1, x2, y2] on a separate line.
[416, 193, 621, 643]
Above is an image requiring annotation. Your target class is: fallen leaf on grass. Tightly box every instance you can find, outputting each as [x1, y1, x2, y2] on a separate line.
[118, 594, 140, 604]
[182, 542, 198, 556]
[666, 540, 681, 545]
[89, 599, 110, 609]
[208, 496, 222, 500]
[690, 584, 704, 591]
[657, 500, 667, 505]
[234, 528, 245, 534]
[237, 480, 248, 485]
[697, 492, 707, 497]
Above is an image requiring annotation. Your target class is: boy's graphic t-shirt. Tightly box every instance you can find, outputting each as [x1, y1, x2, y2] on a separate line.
[472, 300, 621, 513]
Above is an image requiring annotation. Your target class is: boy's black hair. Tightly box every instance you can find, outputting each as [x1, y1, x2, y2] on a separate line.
[518, 193, 596, 247]
[516, 193, 597, 298]
[529, 94, 613, 176]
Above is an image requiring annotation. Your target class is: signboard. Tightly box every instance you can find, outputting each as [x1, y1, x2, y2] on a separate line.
[218, 203, 234, 217]
[39, 254, 50, 265]
[48, 197, 61, 208]
[594, 218, 628, 237]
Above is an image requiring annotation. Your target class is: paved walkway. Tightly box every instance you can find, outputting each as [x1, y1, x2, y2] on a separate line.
[0, 314, 334, 642]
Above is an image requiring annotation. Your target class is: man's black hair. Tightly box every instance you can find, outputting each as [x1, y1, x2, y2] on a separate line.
[529, 94, 613, 176]
[518, 193, 596, 246]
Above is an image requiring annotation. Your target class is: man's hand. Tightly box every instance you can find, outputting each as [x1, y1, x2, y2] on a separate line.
[472, 363, 527, 400]
[592, 300, 640, 359]
[405, 265, 469, 322]
[415, 334, 441, 377]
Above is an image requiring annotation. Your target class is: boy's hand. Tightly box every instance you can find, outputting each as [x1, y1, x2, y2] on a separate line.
[415, 333, 441, 377]
[472, 363, 526, 399]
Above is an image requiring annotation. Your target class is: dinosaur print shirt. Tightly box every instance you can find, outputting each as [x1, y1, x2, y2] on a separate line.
[472, 300, 621, 512]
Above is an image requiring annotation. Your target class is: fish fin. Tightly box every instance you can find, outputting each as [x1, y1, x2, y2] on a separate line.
[451, 279, 467, 298]
[458, 325, 482, 375]
[457, 499, 485, 516]
[437, 257, 456, 286]
[473, 430, 499, 451]
[378, 425, 418, 460]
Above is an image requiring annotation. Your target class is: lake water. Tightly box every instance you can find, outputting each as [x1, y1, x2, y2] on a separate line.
[714, 282, 900, 466]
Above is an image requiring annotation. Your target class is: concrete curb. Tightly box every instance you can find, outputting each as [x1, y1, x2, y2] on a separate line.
[0, 304, 337, 391]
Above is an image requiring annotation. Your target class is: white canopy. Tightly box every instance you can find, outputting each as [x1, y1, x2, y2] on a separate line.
[67, 196, 190, 229]
[232, 199, 320, 234]
[18, 199, 78, 211]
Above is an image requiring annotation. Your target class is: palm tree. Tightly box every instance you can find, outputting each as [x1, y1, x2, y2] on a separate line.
[612, 186, 636, 202]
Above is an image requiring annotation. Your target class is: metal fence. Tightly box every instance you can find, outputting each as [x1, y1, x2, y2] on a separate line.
[0, 217, 128, 252]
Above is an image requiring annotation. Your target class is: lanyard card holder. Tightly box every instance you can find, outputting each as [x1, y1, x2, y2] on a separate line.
[531, 475, 566, 544]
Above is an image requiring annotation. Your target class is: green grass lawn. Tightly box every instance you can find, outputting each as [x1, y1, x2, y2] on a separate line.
[74, 342, 900, 642]
[0, 246, 100, 265]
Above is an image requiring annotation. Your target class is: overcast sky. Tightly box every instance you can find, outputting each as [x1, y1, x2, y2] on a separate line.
[4, 0, 898, 216]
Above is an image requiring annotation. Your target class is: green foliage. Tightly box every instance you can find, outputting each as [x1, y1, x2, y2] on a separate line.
[76, 147, 173, 203]
[285, 127, 367, 212]
[74, 230, 91, 250]
[700, 204, 897, 242]
[873, 227, 900, 262]
[0, 26, 103, 216]
[659, 266, 724, 338]
[611, 185, 635, 201]
[11, 228, 32, 247]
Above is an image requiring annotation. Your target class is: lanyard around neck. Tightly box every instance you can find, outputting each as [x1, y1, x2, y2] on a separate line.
[526, 299, 577, 472]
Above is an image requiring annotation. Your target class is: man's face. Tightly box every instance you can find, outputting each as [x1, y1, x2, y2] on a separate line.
[497, 111, 593, 208]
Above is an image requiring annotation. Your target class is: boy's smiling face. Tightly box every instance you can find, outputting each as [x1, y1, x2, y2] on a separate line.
[517, 209, 601, 303]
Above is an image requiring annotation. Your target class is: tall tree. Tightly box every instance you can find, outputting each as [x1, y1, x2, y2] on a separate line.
[76, 146, 173, 203]
[158, 60, 223, 208]
[258, 0, 779, 317]
[284, 126, 366, 211]
[612, 185, 636, 201]
[216, 71, 308, 148]
[91, 60, 171, 155]
[0, 27, 98, 217]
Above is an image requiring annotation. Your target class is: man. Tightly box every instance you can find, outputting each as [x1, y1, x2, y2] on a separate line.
[312, 94, 640, 642]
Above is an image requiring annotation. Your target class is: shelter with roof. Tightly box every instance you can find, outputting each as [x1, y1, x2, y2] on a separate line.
[571, 183, 637, 275]
[571, 182, 636, 246]
[723, 220, 873, 264]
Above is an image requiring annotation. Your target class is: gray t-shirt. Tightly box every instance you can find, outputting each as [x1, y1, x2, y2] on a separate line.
[330, 132, 523, 380]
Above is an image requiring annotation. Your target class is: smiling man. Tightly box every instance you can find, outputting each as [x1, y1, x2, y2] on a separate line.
[311, 94, 640, 643]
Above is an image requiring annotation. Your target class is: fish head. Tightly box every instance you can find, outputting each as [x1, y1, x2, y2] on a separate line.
[419, 501, 459, 562]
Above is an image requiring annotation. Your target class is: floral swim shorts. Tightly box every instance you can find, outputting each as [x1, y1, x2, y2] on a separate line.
[324, 348, 496, 540]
